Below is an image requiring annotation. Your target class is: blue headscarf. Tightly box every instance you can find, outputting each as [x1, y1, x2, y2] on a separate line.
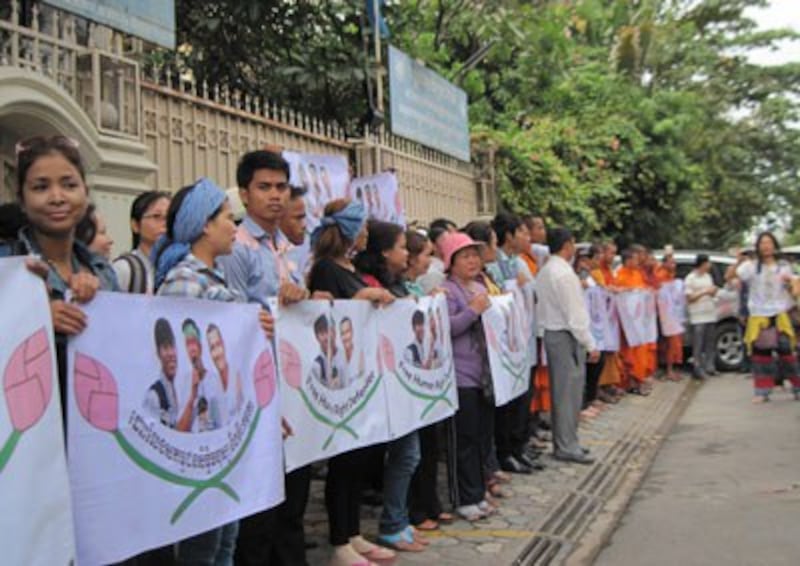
[152, 177, 227, 288]
[310, 201, 367, 249]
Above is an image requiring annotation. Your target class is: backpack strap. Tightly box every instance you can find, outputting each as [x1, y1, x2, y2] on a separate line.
[118, 252, 149, 294]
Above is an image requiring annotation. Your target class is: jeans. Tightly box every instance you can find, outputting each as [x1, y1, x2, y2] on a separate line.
[379, 431, 421, 534]
[175, 521, 239, 566]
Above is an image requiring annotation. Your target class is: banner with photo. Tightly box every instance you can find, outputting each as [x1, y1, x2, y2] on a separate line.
[378, 295, 457, 439]
[0, 258, 75, 566]
[657, 280, 687, 337]
[616, 290, 658, 347]
[67, 293, 284, 565]
[484, 294, 531, 407]
[278, 300, 388, 472]
[585, 286, 621, 352]
[504, 281, 538, 368]
[348, 171, 406, 226]
[283, 151, 351, 232]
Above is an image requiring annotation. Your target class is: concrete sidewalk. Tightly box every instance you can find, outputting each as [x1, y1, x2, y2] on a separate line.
[305, 377, 692, 565]
[593, 376, 800, 566]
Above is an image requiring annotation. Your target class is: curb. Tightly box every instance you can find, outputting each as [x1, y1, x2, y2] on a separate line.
[563, 380, 700, 566]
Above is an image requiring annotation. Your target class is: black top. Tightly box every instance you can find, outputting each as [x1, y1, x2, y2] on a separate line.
[308, 257, 367, 299]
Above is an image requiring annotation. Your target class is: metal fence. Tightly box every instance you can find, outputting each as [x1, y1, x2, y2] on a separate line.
[0, 0, 494, 229]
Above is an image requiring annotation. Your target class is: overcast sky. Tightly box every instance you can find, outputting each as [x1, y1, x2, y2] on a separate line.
[745, 0, 800, 65]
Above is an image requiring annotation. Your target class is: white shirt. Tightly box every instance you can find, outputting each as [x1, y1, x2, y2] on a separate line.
[736, 259, 795, 317]
[418, 257, 446, 294]
[684, 271, 717, 324]
[537, 254, 596, 352]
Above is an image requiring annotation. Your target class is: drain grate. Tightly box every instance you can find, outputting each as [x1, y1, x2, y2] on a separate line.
[512, 384, 688, 565]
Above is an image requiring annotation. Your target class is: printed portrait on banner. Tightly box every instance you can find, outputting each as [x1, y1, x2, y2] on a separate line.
[483, 293, 531, 407]
[67, 293, 283, 565]
[278, 300, 388, 471]
[657, 280, 687, 337]
[348, 171, 406, 226]
[378, 295, 457, 438]
[616, 290, 658, 347]
[585, 286, 621, 352]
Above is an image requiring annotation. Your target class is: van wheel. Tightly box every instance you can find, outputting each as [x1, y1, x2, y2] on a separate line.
[715, 320, 744, 372]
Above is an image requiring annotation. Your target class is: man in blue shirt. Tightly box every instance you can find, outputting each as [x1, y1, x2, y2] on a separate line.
[220, 150, 310, 566]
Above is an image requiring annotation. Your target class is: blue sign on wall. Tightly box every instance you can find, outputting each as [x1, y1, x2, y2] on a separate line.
[388, 45, 470, 162]
[44, 0, 175, 48]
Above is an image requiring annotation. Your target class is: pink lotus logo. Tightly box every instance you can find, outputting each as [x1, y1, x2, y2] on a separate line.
[73, 349, 276, 524]
[1, 328, 54, 472]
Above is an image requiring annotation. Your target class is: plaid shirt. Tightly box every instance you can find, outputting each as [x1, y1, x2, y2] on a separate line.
[157, 253, 243, 303]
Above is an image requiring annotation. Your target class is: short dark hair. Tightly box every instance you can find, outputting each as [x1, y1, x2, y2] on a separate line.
[491, 212, 523, 247]
[588, 243, 603, 259]
[130, 191, 170, 248]
[289, 185, 307, 200]
[547, 227, 574, 254]
[429, 218, 456, 245]
[464, 220, 494, 246]
[314, 314, 329, 336]
[236, 150, 290, 189]
[695, 253, 710, 267]
[340, 316, 352, 329]
[154, 318, 175, 349]
[412, 310, 425, 327]
[621, 248, 636, 263]
[182, 318, 201, 340]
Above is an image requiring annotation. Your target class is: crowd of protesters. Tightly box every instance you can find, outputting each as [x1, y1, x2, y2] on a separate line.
[1, 135, 799, 566]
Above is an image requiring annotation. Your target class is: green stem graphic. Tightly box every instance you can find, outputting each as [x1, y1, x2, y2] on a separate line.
[321, 375, 384, 450]
[298, 389, 358, 441]
[391, 368, 455, 419]
[113, 407, 264, 524]
[0, 429, 22, 473]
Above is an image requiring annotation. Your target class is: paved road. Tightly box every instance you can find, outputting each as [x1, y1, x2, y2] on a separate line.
[595, 375, 800, 566]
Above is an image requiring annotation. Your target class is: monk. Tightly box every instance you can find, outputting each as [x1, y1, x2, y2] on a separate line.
[594, 241, 626, 399]
[639, 247, 660, 378]
[655, 253, 684, 381]
[614, 247, 653, 395]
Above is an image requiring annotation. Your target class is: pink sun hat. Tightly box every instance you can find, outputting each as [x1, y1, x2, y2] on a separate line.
[440, 232, 485, 271]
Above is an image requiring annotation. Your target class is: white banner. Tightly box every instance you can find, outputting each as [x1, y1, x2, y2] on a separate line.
[277, 300, 388, 472]
[616, 290, 658, 347]
[504, 281, 538, 368]
[657, 280, 687, 337]
[0, 258, 75, 566]
[378, 295, 457, 439]
[348, 171, 406, 226]
[283, 151, 350, 232]
[585, 286, 621, 352]
[484, 294, 531, 407]
[67, 293, 284, 565]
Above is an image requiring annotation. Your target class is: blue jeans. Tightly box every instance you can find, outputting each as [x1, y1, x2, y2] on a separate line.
[379, 431, 421, 534]
[176, 521, 239, 566]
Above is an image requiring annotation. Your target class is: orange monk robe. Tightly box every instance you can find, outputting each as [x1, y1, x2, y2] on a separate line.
[655, 266, 684, 365]
[614, 266, 653, 384]
[520, 251, 539, 277]
[591, 268, 625, 388]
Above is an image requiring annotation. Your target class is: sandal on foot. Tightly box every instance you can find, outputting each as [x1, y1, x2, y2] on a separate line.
[456, 504, 487, 522]
[350, 536, 396, 562]
[437, 512, 455, 524]
[751, 396, 769, 404]
[414, 519, 439, 531]
[405, 526, 430, 546]
[377, 530, 425, 553]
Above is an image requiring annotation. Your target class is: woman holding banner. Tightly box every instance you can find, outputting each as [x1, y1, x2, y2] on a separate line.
[355, 220, 430, 553]
[152, 177, 274, 566]
[655, 254, 684, 381]
[404, 230, 458, 531]
[307, 199, 397, 566]
[733, 232, 800, 403]
[440, 231, 497, 522]
[0, 136, 118, 399]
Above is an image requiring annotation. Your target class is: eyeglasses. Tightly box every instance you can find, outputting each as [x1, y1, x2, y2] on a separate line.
[141, 213, 167, 222]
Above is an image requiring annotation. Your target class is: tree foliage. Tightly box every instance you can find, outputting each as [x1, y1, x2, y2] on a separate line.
[168, 0, 800, 249]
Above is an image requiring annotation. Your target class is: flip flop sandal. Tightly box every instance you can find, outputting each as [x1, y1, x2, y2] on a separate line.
[405, 526, 430, 546]
[361, 544, 400, 560]
[437, 512, 455, 524]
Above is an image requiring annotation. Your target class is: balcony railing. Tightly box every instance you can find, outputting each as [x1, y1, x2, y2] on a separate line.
[0, 0, 140, 139]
